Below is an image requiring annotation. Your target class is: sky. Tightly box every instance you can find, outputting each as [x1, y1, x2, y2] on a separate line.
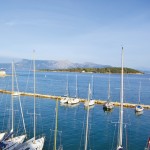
[0, 0, 150, 69]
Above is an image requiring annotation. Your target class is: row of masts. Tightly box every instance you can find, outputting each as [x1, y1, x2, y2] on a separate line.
[0, 52, 45, 150]
[0, 48, 147, 150]
[85, 47, 123, 150]
[0, 62, 26, 149]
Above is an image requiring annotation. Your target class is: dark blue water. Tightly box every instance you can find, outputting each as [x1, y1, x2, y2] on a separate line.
[0, 71, 150, 150]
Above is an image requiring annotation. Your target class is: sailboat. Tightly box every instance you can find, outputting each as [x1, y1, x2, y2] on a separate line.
[12, 91, 20, 96]
[15, 51, 45, 150]
[84, 83, 91, 150]
[116, 47, 124, 150]
[84, 75, 95, 107]
[103, 71, 114, 110]
[68, 74, 80, 105]
[135, 81, 144, 112]
[0, 61, 26, 150]
[60, 75, 70, 104]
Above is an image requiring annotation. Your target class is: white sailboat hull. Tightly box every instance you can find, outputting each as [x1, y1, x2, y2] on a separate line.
[12, 92, 20, 96]
[117, 146, 123, 150]
[103, 102, 114, 110]
[2, 134, 26, 150]
[135, 105, 144, 112]
[68, 98, 80, 104]
[60, 97, 69, 104]
[0, 132, 6, 141]
[14, 137, 45, 150]
[84, 100, 95, 107]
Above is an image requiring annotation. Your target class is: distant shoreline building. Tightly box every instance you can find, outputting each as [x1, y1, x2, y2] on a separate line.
[0, 68, 6, 76]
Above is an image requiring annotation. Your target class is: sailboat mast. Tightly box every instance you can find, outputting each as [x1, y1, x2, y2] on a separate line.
[138, 81, 141, 104]
[14, 63, 27, 134]
[108, 71, 111, 101]
[118, 47, 124, 148]
[75, 74, 78, 98]
[33, 50, 36, 141]
[54, 99, 58, 150]
[66, 74, 68, 97]
[84, 83, 90, 150]
[11, 61, 14, 134]
[91, 75, 93, 100]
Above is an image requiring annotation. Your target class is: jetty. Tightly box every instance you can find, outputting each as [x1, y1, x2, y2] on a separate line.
[0, 89, 150, 109]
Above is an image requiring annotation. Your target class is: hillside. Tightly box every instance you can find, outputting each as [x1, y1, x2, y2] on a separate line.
[39, 67, 144, 74]
[0, 59, 111, 71]
[0, 59, 144, 74]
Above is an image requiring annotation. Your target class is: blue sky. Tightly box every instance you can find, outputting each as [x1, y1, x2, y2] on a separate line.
[0, 0, 150, 69]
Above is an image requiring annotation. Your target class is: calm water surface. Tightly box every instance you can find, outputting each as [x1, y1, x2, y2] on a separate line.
[0, 71, 150, 150]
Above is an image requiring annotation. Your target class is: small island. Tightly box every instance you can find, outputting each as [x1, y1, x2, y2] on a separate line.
[38, 67, 144, 74]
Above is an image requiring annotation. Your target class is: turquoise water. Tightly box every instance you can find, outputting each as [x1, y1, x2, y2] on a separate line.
[0, 71, 150, 150]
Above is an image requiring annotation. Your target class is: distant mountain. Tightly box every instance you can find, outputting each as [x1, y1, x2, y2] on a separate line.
[0, 56, 21, 63]
[42, 67, 143, 74]
[0, 59, 111, 71]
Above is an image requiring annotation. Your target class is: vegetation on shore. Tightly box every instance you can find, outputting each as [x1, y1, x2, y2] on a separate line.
[38, 67, 143, 74]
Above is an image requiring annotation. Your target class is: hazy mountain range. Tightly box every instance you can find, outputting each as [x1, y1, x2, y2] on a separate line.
[0, 59, 111, 71]
[0, 57, 149, 73]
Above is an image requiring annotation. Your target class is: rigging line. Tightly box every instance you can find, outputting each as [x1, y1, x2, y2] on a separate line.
[106, 115, 111, 149]
[8, 109, 11, 130]
[91, 110, 96, 150]
[123, 94, 131, 126]
[84, 83, 91, 150]
[35, 97, 43, 136]
[39, 110, 44, 137]
[124, 124, 128, 150]
[29, 115, 33, 139]
[14, 64, 27, 135]
[54, 99, 58, 150]
[122, 74, 131, 127]
[21, 59, 32, 112]
[89, 108, 95, 150]
[111, 124, 117, 150]
[58, 131, 63, 147]
[48, 130, 53, 150]
[88, 123, 92, 150]
[1, 90, 9, 131]
[78, 110, 86, 150]
[49, 108, 56, 150]
[78, 121, 85, 150]
[2, 106, 7, 131]
[16, 109, 22, 135]
[13, 96, 22, 134]
[73, 109, 77, 128]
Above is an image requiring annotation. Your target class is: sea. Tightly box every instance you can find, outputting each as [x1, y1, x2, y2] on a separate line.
[0, 70, 150, 150]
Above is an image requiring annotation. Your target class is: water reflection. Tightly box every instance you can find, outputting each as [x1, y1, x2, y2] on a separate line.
[135, 110, 143, 116]
[60, 102, 80, 108]
[84, 105, 95, 110]
[103, 107, 113, 114]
